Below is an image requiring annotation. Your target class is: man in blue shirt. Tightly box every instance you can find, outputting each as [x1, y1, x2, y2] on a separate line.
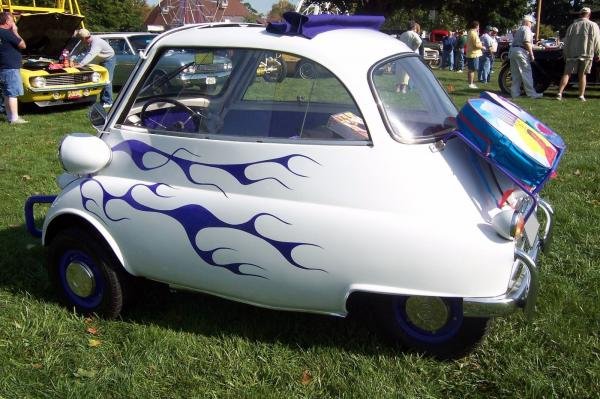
[0, 12, 27, 124]
[441, 32, 456, 71]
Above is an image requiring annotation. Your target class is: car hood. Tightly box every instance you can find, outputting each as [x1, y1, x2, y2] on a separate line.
[17, 13, 83, 59]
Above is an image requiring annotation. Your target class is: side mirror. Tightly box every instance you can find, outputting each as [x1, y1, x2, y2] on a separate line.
[89, 102, 107, 129]
[59, 133, 112, 175]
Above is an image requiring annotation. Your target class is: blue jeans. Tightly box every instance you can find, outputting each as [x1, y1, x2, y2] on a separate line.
[478, 53, 493, 82]
[442, 49, 454, 70]
[100, 57, 115, 105]
[455, 49, 464, 70]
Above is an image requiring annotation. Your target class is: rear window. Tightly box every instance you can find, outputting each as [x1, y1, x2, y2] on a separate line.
[370, 55, 457, 143]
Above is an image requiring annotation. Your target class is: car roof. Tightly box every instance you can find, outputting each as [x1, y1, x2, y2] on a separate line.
[148, 23, 411, 75]
[96, 32, 157, 38]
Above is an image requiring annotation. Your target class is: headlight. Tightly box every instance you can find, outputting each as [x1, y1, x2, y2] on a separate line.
[31, 76, 46, 88]
[91, 72, 101, 83]
[224, 62, 232, 70]
[183, 65, 197, 74]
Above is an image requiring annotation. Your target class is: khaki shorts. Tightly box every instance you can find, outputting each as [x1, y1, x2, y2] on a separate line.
[564, 58, 593, 75]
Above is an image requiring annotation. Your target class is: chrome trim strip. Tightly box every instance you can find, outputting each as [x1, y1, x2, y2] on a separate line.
[538, 199, 554, 252]
[27, 84, 106, 93]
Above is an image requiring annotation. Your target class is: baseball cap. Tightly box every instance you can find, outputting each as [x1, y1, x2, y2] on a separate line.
[77, 28, 91, 39]
[523, 15, 535, 23]
[580, 7, 591, 14]
[492, 27, 499, 33]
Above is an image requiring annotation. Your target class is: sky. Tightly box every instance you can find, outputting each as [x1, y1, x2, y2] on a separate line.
[146, 0, 297, 15]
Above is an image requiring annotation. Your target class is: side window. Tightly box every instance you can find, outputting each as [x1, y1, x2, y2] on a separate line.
[236, 52, 368, 141]
[107, 39, 133, 55]
[118, 48, 369, 143]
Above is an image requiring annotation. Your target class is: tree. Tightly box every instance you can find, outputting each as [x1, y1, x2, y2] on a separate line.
[243, 1, 262, 23]
[79, 0, 151, 31]
[267, 0, 296, 21]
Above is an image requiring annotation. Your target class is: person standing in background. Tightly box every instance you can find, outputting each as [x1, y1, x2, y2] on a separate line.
[396, 20, 422, 93]
[0, 11, 27, 124]
[442, 32, 456, 71]
[455, 30, 466, 72]
[508, 15, 542, 99]
[75, 28, 116, 108]
[556, 7, 600, 101]
[466, 21, 483, 89]
[478, 26, 495, 83]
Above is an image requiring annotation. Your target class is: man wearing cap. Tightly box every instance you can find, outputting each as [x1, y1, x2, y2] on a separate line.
[75, 28, 115, 108]
[0, 11, 27, 124]
[508, 15, 542, 98]
[556, 7, 600, 101]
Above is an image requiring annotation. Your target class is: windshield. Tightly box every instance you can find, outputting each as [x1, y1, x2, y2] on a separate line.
[370, 55, 457, 143]
[130, 35, 157, 51]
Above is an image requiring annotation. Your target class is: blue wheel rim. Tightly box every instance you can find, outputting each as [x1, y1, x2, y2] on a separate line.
[393, 296, 463, 344]
[58, 250, 104, 310]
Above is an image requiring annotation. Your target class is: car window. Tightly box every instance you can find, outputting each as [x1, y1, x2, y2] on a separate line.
[107, 39, 133, 55]
[129, 35, 157, 51]
[370, 55, 457, 143]
[119, 48, 369, 143]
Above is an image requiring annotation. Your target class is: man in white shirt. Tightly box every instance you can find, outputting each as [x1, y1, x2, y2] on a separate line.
[75, 28, 116, 108]
[396, 21, 422, 93]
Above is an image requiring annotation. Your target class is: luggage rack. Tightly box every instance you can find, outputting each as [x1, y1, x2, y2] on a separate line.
[441, 129, 565, 220]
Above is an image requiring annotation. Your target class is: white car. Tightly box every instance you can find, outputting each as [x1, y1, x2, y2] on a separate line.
[25, 17, 556, 358]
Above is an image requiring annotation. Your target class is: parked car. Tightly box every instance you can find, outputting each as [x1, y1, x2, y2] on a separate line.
[8, 5, 109, 107]
[26, 17, 556, 358]
[498, 47, 600, 95]
[70, 33, 158, 88]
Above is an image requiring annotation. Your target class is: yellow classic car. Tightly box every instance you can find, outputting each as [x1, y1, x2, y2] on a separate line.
[1, 1, 109, 107]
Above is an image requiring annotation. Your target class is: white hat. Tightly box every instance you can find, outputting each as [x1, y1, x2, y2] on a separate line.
[580, 7, 591, 15]
[523, 15, 535, 23]
[492, 27, 499, 33]
[76, 28, 91, 39]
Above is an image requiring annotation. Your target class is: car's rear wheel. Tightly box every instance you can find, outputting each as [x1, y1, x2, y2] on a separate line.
[498, 63, 551, 96]
[47, 228, 128, 318]
[376, 295, 489, 359]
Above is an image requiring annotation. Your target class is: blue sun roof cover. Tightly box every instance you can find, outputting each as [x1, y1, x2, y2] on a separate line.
[266, 11, 385, 39]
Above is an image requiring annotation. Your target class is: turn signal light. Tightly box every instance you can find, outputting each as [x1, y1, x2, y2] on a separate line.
[492, 208, 525, 241]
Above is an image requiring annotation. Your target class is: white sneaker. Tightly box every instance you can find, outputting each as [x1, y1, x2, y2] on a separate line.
[555, 93, 562, 100]
[9, 117, 28, 124]
[102, 103, 113, 109]
[468, 84, 478, 89]
[531, 93, 543, 99]
[578, 96, 586, 102]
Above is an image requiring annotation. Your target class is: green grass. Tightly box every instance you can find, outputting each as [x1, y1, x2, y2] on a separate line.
[1, 66, 599, 398]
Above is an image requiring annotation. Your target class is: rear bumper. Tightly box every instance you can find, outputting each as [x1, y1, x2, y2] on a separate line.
[463, 199, 554, 319]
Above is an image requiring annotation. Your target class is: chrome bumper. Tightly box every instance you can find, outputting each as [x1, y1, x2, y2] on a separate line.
[463, 199, 554, 320]
[26, 83, 107, 93]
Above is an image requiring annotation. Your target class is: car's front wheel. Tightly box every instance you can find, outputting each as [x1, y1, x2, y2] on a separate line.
[47, 228, 128, 318]
[376, 295, 489, 359]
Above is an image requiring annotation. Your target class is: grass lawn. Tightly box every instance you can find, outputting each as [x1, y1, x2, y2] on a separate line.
[1, 66, 599, 398]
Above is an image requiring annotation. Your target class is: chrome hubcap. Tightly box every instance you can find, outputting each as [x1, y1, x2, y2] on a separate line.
[405, 296, 450, 332]
[65, 261, 96, 298]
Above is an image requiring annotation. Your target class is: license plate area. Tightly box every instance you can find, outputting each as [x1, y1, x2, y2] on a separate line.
[67, 90, 83, 99]
[524, 214, 540, 247]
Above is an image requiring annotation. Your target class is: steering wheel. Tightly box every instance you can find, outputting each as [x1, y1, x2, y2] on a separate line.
[140, 98, 206, 133]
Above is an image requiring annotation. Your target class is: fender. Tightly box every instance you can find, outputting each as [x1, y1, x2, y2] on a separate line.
[43, 208, 135, 276]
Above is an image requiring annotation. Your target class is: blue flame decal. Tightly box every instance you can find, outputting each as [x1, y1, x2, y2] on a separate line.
[80, 178, 325, 278]
[112, 140, 320, 196]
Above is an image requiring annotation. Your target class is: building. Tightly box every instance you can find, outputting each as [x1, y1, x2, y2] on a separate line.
[145, 0, 251, 30]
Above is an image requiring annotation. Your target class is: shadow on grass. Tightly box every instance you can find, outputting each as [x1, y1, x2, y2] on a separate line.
[0, 223, 400, 357]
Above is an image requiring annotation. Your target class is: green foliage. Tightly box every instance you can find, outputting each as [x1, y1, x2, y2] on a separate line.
[78, 0, 150, 32]
[537, 23, 558, 40]
[267, 0, 295, 21]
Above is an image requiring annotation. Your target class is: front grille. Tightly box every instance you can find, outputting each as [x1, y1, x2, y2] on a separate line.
[45, 72, 95, 86]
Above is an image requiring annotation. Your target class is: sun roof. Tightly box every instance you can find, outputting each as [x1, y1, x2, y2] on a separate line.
[266, 11, 384, 39]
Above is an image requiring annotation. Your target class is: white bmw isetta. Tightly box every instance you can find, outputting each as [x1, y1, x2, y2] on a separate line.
[25, 15, 559, 358]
